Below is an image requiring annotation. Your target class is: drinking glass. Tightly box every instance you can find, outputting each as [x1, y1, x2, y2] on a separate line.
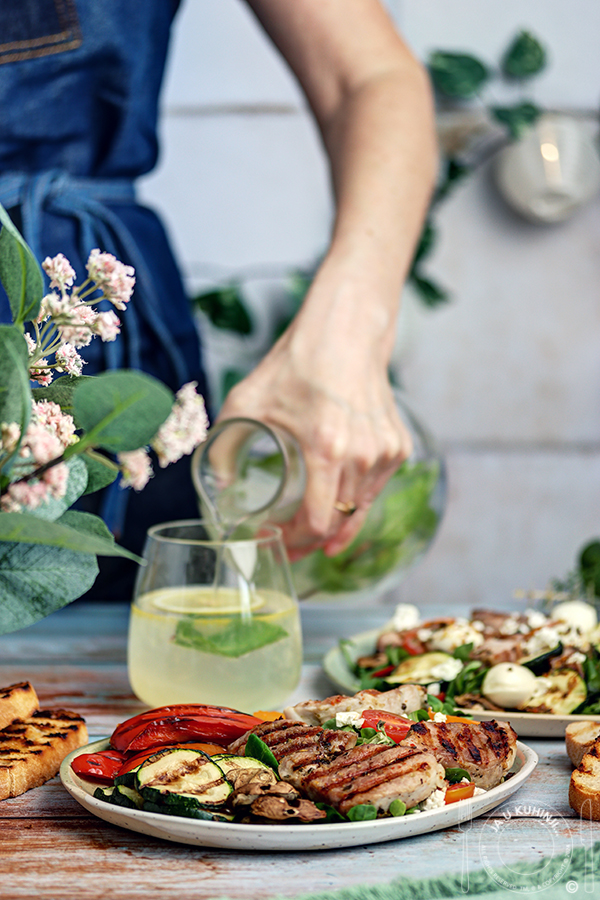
[128, 520, 302, 711]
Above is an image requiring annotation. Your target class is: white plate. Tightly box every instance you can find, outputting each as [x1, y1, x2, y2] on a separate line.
[323, 628, 597, 739]
[60, 738, 537, 851]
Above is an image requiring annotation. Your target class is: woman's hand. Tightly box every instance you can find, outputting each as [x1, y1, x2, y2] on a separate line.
[216, 259, 413, 560]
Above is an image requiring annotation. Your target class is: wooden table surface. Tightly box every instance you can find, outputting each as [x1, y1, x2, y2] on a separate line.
[0, 600, 597, 900]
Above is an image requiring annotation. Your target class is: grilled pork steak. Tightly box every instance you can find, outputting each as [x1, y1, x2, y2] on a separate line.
[301, 743, 445, 814]
[227, 718, 357, 758]
[283, 685, 427, 725]
[404, 719, 517, 790]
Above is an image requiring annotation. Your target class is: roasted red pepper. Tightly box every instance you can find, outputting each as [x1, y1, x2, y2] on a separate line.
[110, 704, 262, 753]
[71, 749, 127, 784]
[360, 710, 413, 743]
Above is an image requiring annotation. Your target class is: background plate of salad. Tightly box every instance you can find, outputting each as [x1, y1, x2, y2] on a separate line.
[323, 628, 600, 739]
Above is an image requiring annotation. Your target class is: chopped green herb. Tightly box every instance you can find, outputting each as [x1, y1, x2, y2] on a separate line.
[389, 799, 407, 817]
[347, 804, 378, 822]
[174, 616, 287, 659]
[244, 733, 279, 774]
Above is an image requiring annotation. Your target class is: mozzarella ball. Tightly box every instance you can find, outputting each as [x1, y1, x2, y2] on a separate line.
[551, 600, 597, 635]
[481, 663, 538, 710]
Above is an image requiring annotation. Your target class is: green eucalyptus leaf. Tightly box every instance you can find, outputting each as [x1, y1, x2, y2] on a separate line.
[0, 204, 43, 324]
[193, 286, 253, 335]
[429, 51, 489, 99]
[411, 220, 436, 267]
[32, 375, 93, 425]
[502, 31, 546, 79]
[409, 273, 449, 308]
[0, 325, 32, 474]
[579, 539, 600, 597]
[81, 450, 119, 495]
[0, 509, 142, 561]
[491, 102, 541, 140]
[0, 539, 98, 634]
[72, 370, 173, 453]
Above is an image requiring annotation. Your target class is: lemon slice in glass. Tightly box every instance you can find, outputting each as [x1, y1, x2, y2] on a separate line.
[148, 586, 265, 615]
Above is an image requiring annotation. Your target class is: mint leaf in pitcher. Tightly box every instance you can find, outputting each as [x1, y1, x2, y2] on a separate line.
[174, 617, 288, 658]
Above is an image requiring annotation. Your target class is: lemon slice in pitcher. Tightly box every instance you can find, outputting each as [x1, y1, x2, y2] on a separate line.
[148, 586, 266, 615]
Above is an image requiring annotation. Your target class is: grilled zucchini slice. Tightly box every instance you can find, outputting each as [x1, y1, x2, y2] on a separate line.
[212, 754, 277, 789]
[521, 668, 587, 715]
[136, 748, 232, 811]
[386, 651, 456, 685]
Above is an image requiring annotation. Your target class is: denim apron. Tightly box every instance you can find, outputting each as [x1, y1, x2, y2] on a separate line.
[0, 0, 210, 596]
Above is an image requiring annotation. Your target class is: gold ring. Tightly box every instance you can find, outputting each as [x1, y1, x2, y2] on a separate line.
[334, 500, 357, 516]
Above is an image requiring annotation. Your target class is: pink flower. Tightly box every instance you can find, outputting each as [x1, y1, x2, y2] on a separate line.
[55, 342, 85, 376]
[86, 249, 135, 310]
[24, 333, 37, 355]
[29, 362, 53, 386]
[42, 253, 76, 292]
[2, 479, 48, 511]
[151, 382, 208, 468]
[94, 310, 121, 342]
[58, 304, 97, 348]
[118, 449, 153, 491]
[43, 461, 69, 499]
[33, 400, 76, 447]
[25, 422, 64, 466]
[35, 292, 65, 323]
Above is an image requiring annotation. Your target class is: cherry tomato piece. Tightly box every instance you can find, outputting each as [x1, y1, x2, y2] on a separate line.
[360, 710, 413, 743]
[445, 782, 476, 804]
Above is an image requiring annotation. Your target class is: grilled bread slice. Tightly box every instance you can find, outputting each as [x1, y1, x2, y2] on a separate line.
[569, 739, 600, 821]
[0, 682, 39, 730]
[0, 708, 88, 800]
[565, 721, 600, 767]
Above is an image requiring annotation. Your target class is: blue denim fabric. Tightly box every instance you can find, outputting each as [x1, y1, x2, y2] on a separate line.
[0, 1, 209, 594]
[0, 0, 206, 398]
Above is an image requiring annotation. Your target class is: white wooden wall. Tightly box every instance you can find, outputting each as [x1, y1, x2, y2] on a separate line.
[139, 0, 600, 614]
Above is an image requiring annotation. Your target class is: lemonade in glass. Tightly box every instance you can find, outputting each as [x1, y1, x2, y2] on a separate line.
[128, 521, 302, 711]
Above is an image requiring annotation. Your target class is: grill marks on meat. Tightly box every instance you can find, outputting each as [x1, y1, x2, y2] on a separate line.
[228, 719, 357, 758]
[301, 744, 445, 815]
[228, 719, 443, 815]
[405, 719, 517, 790]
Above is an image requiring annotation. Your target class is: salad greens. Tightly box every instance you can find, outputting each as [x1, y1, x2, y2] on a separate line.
[292, 460, 442, 599]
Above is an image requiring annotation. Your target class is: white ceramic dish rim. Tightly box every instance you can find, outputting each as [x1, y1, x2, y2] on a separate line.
[60, 737, 538, 851]
[322, 627, 598, 739]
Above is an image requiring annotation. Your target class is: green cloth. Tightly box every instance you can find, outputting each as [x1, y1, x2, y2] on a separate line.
[219, 842, 597, 900]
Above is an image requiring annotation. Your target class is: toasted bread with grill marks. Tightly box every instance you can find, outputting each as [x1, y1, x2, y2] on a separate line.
[0, 708, 88, 800]
[0, 682, 39, 730]
[565, 721, 600, 768]
[569, 740, 600, 821]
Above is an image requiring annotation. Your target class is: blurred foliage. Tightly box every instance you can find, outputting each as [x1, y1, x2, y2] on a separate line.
[412, 30, 547, 306]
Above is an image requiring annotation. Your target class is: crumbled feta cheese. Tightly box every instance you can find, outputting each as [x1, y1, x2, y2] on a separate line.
[417, 627, 433, 643]
[432, 712, 447, 723]
[471, 620, 485, 632]
[428, 622, 484, 653]
[554, 621, 590, 651]
[420, 789, 446, 811]
[335, 711, 364, 728]
[391, 603, 421, 632]
[499, 616, 521, 636]
[522, 626, 561, 658]
[429, 657, 464, 682]
[473, 787, 486, 797]
[565, 650, 587, 666]
[525, 609, 548, 630]
[426, 682, 442, 697]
